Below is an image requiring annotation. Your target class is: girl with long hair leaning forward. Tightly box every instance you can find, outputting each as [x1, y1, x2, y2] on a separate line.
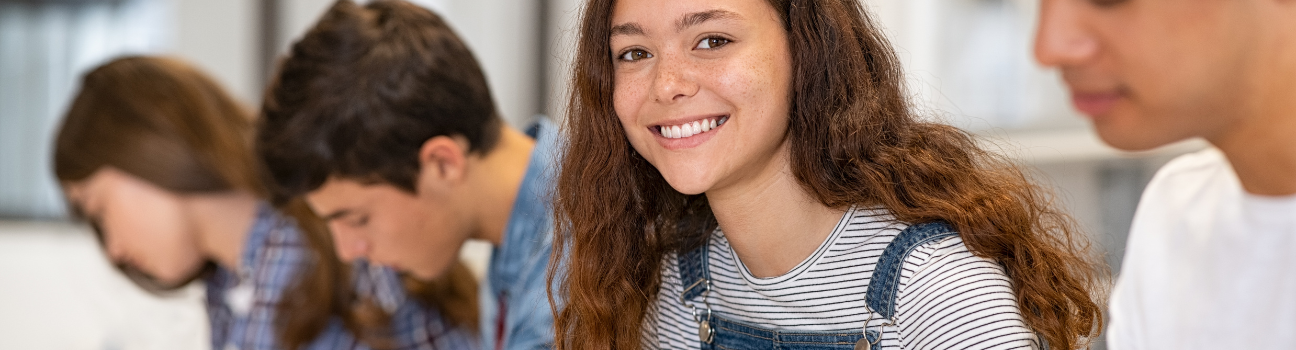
[550, 0, 1104, 349]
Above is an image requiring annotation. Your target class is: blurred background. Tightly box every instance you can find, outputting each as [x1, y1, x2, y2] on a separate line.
[0, 0, 1203, 349]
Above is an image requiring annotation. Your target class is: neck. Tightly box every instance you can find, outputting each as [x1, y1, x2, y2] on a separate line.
[705, 143, 845, 278]
[1212, 103, 1296, 196]
[185, 191, 260, 271]
[1210, 20, 1296, 196]
[468, 126, 537, 245]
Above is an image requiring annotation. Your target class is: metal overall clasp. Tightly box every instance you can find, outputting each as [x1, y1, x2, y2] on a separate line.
[681, 278, 715, 344]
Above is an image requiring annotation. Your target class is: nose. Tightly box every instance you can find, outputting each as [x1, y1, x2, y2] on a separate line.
[329, 225, 369, 262]
[1034, 0, 1099, 68]
[651, 52, 699, 103]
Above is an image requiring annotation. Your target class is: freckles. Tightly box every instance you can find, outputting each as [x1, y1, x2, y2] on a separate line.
[613, 77, 649, 122]
[721, 49, 786, 116]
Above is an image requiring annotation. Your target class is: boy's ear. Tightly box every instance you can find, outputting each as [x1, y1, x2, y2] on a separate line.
[417, 135, 469, 189]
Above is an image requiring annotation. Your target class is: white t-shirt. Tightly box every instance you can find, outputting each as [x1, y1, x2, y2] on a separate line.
[1107, 148, 1296, 349]
[643, 207, 1038, 349]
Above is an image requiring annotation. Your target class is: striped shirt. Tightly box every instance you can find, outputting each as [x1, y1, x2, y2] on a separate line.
[644, 207, 1039, 349]
[206, 203, 478, 350]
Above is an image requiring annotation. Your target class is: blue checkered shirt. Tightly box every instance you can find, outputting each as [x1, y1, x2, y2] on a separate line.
[205, 203, 479, 350]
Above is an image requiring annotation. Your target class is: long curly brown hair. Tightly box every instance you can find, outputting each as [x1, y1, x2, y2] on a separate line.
[549, 0, 1106, 349]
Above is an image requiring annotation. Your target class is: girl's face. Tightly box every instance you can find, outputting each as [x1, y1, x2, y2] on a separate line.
[65, 167, 206, 287]
[610, 0, 793, 195]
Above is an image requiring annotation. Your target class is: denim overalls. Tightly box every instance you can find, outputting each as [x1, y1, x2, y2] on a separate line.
[676, 222, 958, 350]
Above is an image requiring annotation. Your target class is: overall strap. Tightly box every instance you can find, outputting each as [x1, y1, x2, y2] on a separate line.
[678, 241, 712, 302]
[865, 221, 958, 320]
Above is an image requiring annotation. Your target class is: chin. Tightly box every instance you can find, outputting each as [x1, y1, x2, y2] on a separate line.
[660, 174, 719, 196]
[1094, 119, 1183, 152]
[146, 268, 201, 288]
[664, 181, 709, 196]
[407, 259, 460, 282]
[655, 163, 719, 196]
[404, 266, 438, 282]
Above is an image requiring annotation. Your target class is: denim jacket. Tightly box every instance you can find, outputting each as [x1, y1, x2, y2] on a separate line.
[479, 117, 562, 350]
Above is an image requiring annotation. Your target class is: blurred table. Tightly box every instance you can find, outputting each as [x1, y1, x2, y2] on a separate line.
[0, 220, 209, 350]
[0, 220, 496, 350]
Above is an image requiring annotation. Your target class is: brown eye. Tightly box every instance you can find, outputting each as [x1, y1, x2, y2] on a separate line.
[695, 37, 731, 50]
[618, 49, 652, 62]
[349, 215, 369, 227]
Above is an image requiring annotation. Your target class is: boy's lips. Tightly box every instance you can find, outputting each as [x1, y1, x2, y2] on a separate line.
[1071, 91, 1124, 117]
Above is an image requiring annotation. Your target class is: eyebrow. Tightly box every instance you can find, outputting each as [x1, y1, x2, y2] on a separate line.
[675, 9, 740, 32]
[610, 23, 645, 37]
[609, 9, 742, 37]
[319, 209, 350, 221]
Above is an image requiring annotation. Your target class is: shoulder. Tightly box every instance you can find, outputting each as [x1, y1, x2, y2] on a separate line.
[528, 115, 563, 163]
[899, 235, 1013, 299]
[1127, 147, 1238, 248]
[896, 235, 1035, 349]
[242, 208, 313, 294]
[1141, 148, 1233, 203]
[261, 208, 310, 249]
[1155, 147, 1229, 178]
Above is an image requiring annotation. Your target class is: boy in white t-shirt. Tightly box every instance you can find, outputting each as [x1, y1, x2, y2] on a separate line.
[1033, 0, 1296, 348]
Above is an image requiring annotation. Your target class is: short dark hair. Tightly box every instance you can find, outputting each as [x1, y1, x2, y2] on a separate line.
[258, 0, 501, 204]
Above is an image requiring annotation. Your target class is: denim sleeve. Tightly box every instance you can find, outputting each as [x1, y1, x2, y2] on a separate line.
[501, 232, 559, 350]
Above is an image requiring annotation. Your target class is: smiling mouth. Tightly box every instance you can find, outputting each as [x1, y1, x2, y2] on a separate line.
[654, 116, 728, 139]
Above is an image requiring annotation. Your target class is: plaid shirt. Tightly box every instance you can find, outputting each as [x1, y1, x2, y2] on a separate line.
[206, 203, 478, 350]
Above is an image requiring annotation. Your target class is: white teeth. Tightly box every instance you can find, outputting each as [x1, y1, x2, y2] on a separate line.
[660, 117, 727, 139]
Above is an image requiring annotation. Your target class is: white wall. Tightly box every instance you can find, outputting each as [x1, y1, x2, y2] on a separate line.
[170, 0, 260, 104]
[544, 0, 583, 121]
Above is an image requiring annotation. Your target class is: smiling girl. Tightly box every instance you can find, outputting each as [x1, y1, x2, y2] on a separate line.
[54, 56, 478, 350]
[552, 0, 1104, 349]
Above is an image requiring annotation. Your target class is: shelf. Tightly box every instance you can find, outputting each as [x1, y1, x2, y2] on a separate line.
[978, 128, 1209, 165]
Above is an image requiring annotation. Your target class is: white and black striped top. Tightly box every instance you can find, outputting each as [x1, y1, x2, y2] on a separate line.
[643, 207, 1039, 349]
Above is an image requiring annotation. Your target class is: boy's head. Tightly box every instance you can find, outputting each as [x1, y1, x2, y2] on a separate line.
[1034, 0, 1296, 150]
[258, 0, 500, 280]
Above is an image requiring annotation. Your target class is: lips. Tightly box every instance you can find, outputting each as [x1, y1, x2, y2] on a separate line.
[655, 116, 728, 139]
[1071, 92, 1123, 117]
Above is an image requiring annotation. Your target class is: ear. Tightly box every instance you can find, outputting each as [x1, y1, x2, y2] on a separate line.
[416, 135, 470, 192]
